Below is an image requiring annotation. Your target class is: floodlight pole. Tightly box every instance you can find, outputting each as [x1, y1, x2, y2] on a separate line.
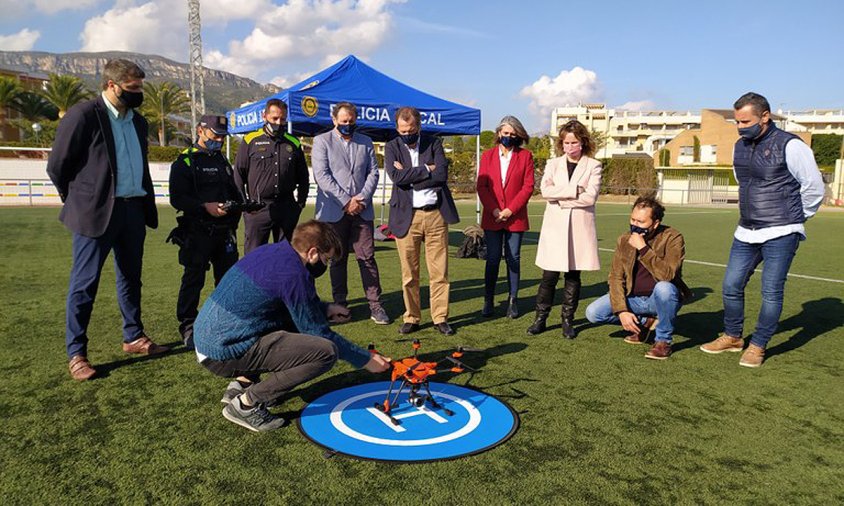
[188, 0, 206, 130]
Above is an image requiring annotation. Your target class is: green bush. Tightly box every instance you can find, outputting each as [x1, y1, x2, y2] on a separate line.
[600, 157, 657, 195]
[811, 134, 842, 167]
[148, 145, 183, 163]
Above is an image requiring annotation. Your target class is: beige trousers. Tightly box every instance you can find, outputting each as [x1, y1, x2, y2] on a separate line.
[394, 209, 450, 324]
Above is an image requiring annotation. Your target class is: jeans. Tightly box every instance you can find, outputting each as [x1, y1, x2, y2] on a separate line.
[722, 233, 800, 348]
[484, 230, 523, 299]
[585, 281, 682, 343]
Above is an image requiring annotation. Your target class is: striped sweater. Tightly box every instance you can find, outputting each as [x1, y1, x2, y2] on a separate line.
[193, 241, 370, 367]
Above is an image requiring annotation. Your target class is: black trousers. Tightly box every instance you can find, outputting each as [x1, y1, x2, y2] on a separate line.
[202, 331, 338, 405]
[177, 228, 238, 338]
[243, 200, 301, 254]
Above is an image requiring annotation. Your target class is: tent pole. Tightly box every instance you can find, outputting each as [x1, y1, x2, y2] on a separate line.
[476, 134, 481, 224]
[226, 136, 231, 162]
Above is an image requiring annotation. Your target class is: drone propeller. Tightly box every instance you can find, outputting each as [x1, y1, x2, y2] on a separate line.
[445, 356, 477, 372]
[456, 345, 483, 353]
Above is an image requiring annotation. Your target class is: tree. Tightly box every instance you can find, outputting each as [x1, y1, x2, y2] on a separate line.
[140, 81, 191, 146]
[41, 73, 91, 118]
[479, 130, 496, 150]
[693, 135, 701, 163]
[810, 133, 843, 168]
[0, 76, 24, 141]
[13, 91, 58, 121]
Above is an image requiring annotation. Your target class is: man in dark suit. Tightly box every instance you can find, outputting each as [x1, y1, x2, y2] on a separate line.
[47, 59, 167, 381]
[385, 106, 459, 335]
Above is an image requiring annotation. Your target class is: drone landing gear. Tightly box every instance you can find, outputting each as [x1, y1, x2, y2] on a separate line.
[373, 381, 454, 425]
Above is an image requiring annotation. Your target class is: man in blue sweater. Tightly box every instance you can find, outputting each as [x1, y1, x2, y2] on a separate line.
[193, 219, 392, 431]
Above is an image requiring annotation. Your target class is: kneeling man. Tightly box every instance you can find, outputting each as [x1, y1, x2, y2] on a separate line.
[193, 220, 391, 431]
[585, 196, 692, 360]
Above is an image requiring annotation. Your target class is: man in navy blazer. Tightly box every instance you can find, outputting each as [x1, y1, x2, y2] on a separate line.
[47, 59, 167, 381]
[385, 107, 459, 335]
[312, 102, 389, 325]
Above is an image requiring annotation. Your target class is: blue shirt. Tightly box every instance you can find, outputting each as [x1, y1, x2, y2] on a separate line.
[102, 92, 146, 198]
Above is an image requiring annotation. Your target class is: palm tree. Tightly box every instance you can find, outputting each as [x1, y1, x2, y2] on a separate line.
[13, 91, 58, 121]
[0, 76, 24, 141]
[41, 73, 91, 118]
[140, 81, 191, 146]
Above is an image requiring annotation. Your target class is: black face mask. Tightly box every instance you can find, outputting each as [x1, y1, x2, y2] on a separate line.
[399, 133, 419, 145]
[266, 122, 286, 137]
[307, 259, 328, 279]
[117, 88, 144, 109]
[630, 224, 650, 235]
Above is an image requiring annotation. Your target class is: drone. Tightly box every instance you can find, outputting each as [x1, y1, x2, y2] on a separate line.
[368, 339, 478, 425]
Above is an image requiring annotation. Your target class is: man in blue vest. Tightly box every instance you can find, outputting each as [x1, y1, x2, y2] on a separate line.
[700, 92, 824, 368]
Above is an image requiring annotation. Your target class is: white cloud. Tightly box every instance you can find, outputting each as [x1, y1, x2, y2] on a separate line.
[0, 0, 100, 17]
[75, 0, 404, 85]
[616, 100, 656, 111]
[520, 66, 602, 125]
[80, 2, 186, 59]
[0, 28, 41, 51]
[208, 0, 406, 80]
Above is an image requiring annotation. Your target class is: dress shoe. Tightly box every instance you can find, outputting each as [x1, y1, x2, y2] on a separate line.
[68, 355, 96, 381]
[434, 322, 455, 336]
[122, 335, 170, 355]
[506, 297, 519, 319]
[561, 317, 577, 339]
[645, 341, 672, 360]
[481, 298, 494, 317]
[398, 322, 420, 335]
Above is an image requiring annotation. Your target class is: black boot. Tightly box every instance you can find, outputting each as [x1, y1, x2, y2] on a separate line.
[561, 272, 581, 339]
[526, 308, 550, 335]
[507, 296, 519, 319]
[482, 296, 494, 317]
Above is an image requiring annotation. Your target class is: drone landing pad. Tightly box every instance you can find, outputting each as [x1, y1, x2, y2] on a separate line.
[297, 381, 519, 463]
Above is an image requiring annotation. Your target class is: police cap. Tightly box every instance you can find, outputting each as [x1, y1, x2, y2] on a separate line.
[200, 115, 229, 136]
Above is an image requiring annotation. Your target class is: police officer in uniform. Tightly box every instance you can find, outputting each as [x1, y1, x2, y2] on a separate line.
[234, 98, 309, 253]
[169, 115, 242, 347]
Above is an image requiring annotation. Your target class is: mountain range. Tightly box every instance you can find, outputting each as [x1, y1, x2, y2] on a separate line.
[0, 50, 279, 115]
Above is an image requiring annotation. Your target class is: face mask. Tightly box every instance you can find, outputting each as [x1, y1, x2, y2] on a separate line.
[117, 87, 144, 109]
[266, 122, 285, 137]
[564, 144, 582, 158]
[307, 259, 328, 279]
[204, 139, 223, 152]
[500, 136, 519, 148]
[399, 133, 419, 145]
[337, 123, 356, 136]
[738, 123, 763, 140]
[630, 224, 650, 235]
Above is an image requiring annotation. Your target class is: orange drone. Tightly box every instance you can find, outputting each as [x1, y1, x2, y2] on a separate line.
[368, 339, 478, 425]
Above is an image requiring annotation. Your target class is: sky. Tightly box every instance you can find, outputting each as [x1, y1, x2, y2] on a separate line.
[1, 0, 843, 132]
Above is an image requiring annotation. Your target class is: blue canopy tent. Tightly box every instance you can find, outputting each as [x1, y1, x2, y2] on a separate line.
[225, 55, 483, 223]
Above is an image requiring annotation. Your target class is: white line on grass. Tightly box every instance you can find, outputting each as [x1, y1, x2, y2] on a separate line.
[449, 228, 844, 284]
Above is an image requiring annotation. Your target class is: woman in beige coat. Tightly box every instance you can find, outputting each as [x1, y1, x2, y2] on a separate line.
[527, 120, 602, 338]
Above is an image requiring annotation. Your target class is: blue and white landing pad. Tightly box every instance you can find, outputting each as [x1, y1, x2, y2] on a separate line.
[297, 381, 519, 462]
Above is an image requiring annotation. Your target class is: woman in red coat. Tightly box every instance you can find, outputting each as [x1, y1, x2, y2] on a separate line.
[476, 115, 535, 318]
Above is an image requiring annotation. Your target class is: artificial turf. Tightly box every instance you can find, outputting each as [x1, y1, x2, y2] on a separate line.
[0, 201, 842, 504]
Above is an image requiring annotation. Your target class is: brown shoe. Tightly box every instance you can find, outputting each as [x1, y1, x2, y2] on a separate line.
[69, 355, 96, 381]
[122, 335, 170, 355]
[700, 334, 744, 354]
[623, 317, 657, 344]
[739, 344, 765, 368]
[645, 341, 672, 360]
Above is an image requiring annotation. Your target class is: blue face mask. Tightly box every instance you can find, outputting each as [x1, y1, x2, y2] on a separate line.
[399, 133, 419, 145]
[738, 123, 763, 140]
[630, 224, 650, 235]
[203, 139, 223, 152]
[500, 136, 520, 148]
[337, 123, 356, 136]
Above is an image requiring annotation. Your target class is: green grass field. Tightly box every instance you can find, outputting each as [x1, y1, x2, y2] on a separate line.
[1, 201, 842, 505]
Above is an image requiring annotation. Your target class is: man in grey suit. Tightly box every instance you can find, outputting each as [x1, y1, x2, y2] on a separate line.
[312, 102, 389, 324]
